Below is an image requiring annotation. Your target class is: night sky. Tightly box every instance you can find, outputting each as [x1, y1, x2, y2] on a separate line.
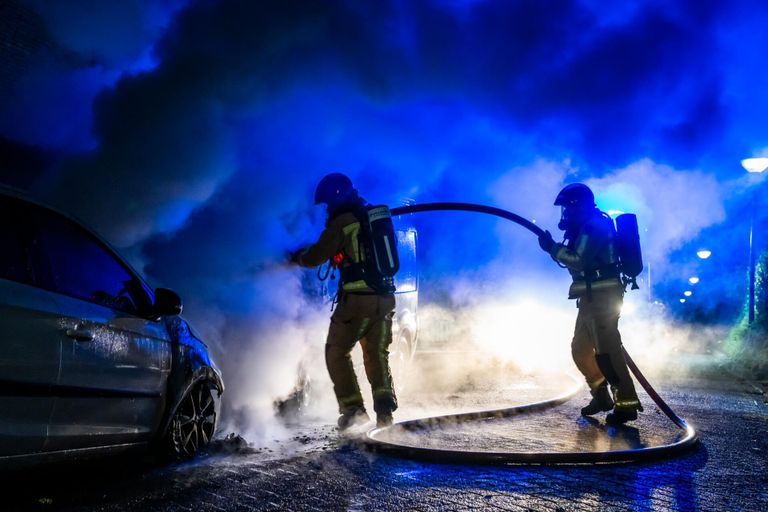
[2, 0, 768, 428]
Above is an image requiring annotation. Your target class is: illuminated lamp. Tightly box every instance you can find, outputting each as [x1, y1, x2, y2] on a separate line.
[743, 157, 768, 324]
[741, 157, 768, 174]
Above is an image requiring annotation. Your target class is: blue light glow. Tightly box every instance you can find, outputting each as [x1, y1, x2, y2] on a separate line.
[3, 0, 768, 420]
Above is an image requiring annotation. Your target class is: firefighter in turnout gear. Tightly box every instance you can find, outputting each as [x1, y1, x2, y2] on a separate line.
[289, 173, 398, 429]
[538, 183, 642, 425]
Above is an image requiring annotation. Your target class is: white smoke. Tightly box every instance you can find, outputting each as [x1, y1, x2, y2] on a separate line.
[7, 0, 753, 452]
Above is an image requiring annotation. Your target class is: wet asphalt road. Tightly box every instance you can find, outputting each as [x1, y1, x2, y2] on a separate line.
[6, 361, 768, 511]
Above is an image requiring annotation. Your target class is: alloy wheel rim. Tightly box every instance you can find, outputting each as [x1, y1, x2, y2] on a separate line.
[176, 385, 216, 456]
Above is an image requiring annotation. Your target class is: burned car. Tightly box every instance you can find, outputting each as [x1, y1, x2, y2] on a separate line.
[0, 187, 223, 465]
[388, 227, 419, 387]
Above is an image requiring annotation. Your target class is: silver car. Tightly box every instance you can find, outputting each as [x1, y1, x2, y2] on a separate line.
[0, 187, 223, 466]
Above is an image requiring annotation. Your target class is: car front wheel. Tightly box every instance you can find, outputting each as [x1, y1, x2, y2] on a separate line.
[168, 383, 216, 459]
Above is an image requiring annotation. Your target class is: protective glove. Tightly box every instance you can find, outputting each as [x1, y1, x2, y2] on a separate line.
[538, 230, 555, 253]
[287, 248, 305, 264]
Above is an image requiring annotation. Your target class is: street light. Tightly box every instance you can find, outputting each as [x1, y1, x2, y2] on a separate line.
[741, 157, 768, 173]
[689, 277, 700, 285]
[742, 157, 768, 324]
[684, 290, 692, 297]
[696, 249, 712, 259]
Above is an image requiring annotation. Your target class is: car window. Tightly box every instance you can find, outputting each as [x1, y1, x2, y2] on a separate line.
[0, 195, 31, 284]
[28, 206, 151, 316]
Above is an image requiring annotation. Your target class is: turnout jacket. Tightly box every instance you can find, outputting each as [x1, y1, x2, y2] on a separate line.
[298, 211, 375, 294]
[549, 211, 621, 298]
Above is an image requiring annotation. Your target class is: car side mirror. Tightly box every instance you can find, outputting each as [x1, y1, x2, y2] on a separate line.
[154, 288, 183, 316]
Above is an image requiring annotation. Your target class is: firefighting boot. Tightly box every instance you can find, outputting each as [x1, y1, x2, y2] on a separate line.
[374, 396, 397, 428]
[605, 407, 638, 425]
[376, 412, 393, 428]
[337, 406, 370, 431]
[580, 381, 614, 416]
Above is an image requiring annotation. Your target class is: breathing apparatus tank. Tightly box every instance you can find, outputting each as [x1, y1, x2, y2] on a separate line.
[614, 213, 643, 290]
[332, 204, 400, 294]
[345, 205, 400, 294]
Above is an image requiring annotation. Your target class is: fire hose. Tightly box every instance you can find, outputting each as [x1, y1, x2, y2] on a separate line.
[363, 202, 699, 464]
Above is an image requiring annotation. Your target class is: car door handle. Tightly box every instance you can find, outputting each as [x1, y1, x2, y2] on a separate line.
[65, 327, 95, 342]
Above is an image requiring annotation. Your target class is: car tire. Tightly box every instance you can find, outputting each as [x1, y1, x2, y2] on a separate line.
[391, 331, 413, 394]
[167, 382, 216, 459]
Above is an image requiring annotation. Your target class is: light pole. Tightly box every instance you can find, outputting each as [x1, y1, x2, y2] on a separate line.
[741, 157, 768, 324]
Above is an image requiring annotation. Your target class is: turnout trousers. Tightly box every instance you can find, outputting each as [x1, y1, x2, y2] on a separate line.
[571, 286, 641, 411]
[325, 293, 397, 415]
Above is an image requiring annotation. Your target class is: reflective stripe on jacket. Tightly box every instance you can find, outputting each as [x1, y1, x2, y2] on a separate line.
[298, 211, 372, 293]
[549, 212, 621, 298]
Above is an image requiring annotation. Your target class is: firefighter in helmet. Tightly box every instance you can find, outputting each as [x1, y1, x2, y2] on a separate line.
[538, 183, 642, 424]
[289, 173, 397, 429]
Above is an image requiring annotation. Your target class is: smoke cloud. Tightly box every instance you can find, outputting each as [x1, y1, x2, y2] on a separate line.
[2, 0, 767, 444]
